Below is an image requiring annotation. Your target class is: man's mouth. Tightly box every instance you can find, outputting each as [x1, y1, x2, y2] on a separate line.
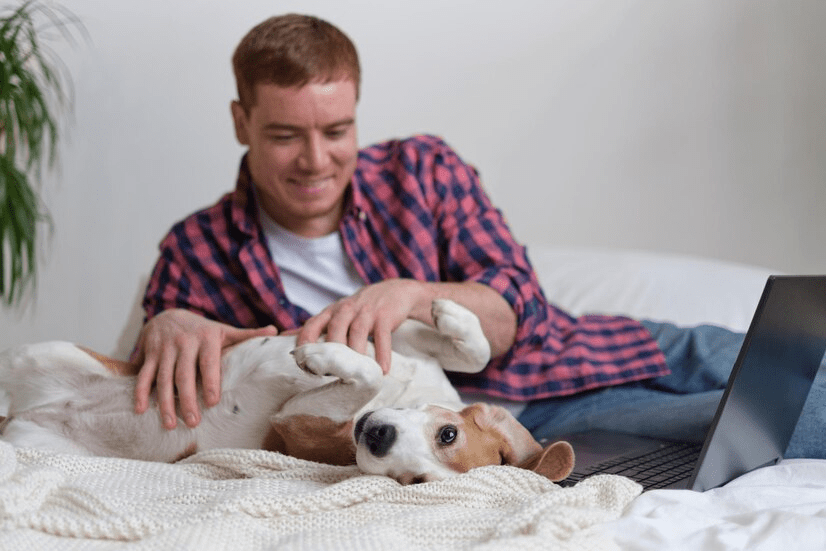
[289, 177, 333, 193]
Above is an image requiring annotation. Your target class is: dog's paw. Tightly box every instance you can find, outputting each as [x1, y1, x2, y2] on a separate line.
[291, 343, 338, 377]
[431, 299, 480, 341]
[430, 299, 491, 372]
[292, 342, 382, 385]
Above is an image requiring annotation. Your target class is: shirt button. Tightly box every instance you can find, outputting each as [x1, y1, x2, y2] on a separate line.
[358, 211, 367, 222]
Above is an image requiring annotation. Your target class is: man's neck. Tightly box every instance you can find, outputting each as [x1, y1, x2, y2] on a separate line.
[258, 193, 344, 238]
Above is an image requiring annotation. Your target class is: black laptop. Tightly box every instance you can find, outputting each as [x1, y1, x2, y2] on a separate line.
[559, 275, 826, 491]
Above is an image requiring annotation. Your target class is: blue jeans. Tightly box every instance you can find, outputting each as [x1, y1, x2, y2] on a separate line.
[517, 321, 826, 458]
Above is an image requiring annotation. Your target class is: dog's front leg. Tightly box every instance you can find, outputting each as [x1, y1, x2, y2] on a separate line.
[265, 343, 384, 465]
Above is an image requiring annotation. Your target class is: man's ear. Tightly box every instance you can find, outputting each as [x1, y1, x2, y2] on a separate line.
[517, 441, 575, 482]
[230, 100, 250, 146]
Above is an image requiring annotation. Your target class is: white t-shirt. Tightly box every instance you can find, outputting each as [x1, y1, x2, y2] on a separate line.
[258, 207, 363, 315]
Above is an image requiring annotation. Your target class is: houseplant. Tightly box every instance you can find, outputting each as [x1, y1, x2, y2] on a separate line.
[0, 0, 80, 306]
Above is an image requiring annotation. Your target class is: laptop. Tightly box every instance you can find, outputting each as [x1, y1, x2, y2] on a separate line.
[558, 275, 826, 491]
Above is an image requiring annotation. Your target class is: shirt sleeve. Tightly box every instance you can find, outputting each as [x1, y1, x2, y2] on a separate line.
[417, 136, 551, 360]
[142, 226, 215, 322]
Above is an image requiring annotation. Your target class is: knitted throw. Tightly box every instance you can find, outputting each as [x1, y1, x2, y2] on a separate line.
[0, 442, 640, 550]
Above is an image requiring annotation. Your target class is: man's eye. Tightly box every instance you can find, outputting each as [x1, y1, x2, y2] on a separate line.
[326, 128, 347, 139]
[438, 425, 457, 445]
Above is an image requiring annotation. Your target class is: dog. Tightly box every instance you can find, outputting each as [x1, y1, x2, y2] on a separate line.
[0, 299, 574, 484]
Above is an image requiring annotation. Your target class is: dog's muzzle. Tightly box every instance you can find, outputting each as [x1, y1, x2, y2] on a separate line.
[354, 412, 397, 458]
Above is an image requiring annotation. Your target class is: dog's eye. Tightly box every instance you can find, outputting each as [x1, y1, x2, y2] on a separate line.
[438, 425, 457, 445]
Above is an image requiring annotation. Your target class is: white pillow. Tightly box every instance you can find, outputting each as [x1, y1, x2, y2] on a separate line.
[526, 246, 779, 333]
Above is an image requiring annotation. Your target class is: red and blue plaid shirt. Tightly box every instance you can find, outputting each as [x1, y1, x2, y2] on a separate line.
[143, 135, 669, 401]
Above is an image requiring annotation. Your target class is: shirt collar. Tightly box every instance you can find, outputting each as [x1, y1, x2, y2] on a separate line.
[230, 154, 261, 237]
[343, 159, 366, 221]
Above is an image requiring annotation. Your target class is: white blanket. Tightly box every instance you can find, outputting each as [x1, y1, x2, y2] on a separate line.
[0, 442, 641, 550]
[601, 459, 826, 550]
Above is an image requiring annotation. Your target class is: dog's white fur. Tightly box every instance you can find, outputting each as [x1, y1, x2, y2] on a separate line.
[0, 300, 574, 483]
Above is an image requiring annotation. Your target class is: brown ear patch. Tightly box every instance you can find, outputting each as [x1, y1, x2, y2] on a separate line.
[518, 440, 575, 482]
[265, 415, 357, 466]
[466, 403, 542, 466]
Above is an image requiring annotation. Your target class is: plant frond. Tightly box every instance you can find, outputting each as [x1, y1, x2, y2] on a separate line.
[0, 0, 82, 306]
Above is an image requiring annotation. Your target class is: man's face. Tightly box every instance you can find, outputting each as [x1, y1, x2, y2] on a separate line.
[231, 80, 358, 238]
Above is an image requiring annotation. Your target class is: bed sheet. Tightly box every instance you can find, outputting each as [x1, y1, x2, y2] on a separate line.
[600, 459, 826, 550]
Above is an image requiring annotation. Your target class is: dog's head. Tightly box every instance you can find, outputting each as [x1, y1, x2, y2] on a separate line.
[353, 402, 574, 484]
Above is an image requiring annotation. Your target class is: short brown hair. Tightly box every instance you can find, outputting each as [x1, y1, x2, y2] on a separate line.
[232, 14, 361, 111]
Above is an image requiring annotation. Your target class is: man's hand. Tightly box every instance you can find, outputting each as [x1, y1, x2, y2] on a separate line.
[296, 279, 518, 375]
[134, 309, 277, 430]
[296, 279, 427, 374]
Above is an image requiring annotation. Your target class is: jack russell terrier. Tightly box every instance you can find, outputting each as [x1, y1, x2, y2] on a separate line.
[0, 299, 574, 484]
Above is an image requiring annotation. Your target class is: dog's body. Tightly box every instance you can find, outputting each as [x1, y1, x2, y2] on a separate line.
[0, 300, 573, 483]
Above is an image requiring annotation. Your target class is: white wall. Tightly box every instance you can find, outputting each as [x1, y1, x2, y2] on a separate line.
[2, 0, 824, 357]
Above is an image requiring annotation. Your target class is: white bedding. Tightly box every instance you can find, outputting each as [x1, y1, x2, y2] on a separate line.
[527, 246, 776, 332]
[2, 246, 822, 550]
[602, 459, 826, 550]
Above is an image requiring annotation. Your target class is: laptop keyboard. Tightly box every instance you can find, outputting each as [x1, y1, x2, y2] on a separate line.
[563, 441, 703, 490]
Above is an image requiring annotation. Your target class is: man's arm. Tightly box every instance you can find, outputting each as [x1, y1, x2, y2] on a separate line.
[296, 278, 516, 374]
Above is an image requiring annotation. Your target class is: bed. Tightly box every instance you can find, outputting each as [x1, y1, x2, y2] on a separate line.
[1, 246, 824, 550]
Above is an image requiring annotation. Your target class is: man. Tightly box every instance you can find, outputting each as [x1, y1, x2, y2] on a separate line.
[134, 14, 822, 458]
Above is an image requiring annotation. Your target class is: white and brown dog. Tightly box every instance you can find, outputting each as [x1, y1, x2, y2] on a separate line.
[0, 299, 574, 484]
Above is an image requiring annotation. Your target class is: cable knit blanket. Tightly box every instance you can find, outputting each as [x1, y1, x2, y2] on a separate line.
[0, 441, 640, 550]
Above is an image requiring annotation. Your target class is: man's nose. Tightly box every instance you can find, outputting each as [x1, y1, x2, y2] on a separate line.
[297, 134, 329, 172]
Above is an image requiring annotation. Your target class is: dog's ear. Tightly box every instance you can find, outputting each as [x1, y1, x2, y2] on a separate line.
[518, 441, 575, 482]
[467, 403, 543, 466]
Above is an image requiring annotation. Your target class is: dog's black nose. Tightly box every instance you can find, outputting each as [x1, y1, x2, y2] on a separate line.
[363, 423, 397, 458]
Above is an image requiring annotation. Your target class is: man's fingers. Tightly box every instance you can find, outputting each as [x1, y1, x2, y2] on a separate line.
[134, 356, 157, 414]
[175, 343, 201, 428]
[198, 339, 223, 408]
[297, 311, 331, 346]
[373, 322, 393, 375]
[156, 346, 178, 430]
[347, 314, 372, 356]
[325, 304, 357, 345]
[132, 330, 147, 366]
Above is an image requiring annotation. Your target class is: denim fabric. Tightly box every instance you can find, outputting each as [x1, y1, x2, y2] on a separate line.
[787, 365, 826, 458]
[518, 320, 826, 458]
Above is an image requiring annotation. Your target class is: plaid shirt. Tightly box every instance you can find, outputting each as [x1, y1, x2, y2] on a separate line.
[144, 135, 669, 400]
